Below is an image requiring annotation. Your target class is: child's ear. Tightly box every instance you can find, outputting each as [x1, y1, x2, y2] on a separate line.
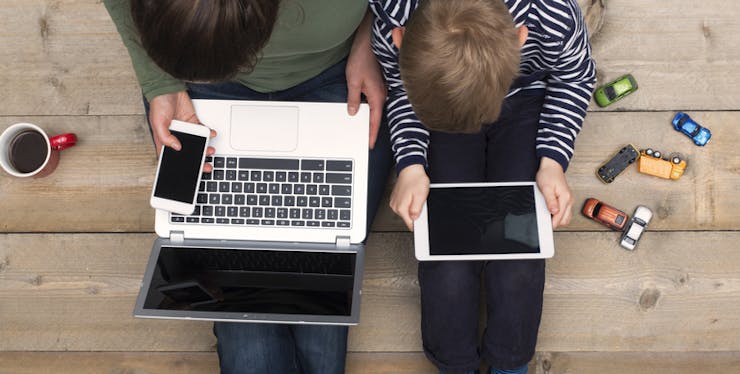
[392, 27, 406, 49]
[517, 25, 529, 47]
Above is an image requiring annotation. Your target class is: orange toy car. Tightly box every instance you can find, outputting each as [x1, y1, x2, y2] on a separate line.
[637, 148, 686, 180]
[582, 198, 629, 231]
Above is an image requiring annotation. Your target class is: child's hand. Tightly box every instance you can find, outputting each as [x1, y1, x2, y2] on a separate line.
[390, 164, 430, 231]
[536, 157, 573, 229]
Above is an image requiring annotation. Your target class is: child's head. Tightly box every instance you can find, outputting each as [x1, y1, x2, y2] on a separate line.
[398, 0, 523, 133]
[131, 0, 280, 82]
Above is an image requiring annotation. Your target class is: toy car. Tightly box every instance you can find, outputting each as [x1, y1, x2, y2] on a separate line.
[596, 144, 640, 184]
[672, 112, 711, 146]
[620, 205, 653, 250]
[582, 197, 629, 231]
[637, 148, 686, 180]
[594, 74, 638, 107]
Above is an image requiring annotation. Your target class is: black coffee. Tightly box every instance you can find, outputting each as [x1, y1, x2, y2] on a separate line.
[8, 130, 48, 173]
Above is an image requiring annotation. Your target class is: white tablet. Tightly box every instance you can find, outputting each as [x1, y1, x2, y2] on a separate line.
[413, 182, 554, 261]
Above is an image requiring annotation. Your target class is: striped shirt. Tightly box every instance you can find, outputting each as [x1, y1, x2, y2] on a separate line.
[369, 0, 596, 173]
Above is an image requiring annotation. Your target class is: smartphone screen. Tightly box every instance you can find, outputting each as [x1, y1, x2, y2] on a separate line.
[153, 130, 207, 204]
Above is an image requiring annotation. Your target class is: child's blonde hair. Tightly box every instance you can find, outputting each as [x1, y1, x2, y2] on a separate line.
[399, 0, 521, 133]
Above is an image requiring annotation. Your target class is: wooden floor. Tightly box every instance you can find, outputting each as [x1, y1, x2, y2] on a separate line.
[1, 0, 739, 373]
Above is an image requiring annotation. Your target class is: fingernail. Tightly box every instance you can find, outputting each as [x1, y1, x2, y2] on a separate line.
[348, 106, 358, 115]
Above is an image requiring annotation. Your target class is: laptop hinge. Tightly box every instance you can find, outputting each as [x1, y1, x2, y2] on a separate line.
[335, 236, 351, 250]
[169, 231, 185, 243]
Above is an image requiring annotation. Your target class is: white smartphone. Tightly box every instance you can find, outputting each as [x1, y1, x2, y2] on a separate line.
[149, 120, 211, 215]
[413, 182, 555, 261]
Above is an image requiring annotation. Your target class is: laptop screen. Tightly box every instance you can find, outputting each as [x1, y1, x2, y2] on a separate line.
[142, 246, 356, 316]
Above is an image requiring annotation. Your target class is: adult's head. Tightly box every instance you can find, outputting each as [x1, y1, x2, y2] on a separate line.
[131, 0, 281, 82]
[397, 0, 526, 133]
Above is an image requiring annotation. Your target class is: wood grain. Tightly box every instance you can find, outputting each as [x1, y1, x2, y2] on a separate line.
[2, 232, 740, 352]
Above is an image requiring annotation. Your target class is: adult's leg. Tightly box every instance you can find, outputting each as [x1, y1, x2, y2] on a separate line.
[213, 322, 300, 374]
[481, 93, 546, 370]
[194, 59, 390, 374]
[292, 325, 350, 374]
[419, 131, 487, 374]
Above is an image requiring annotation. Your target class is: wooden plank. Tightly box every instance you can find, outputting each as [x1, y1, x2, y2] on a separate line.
[0, 1, 739, 116]
[0, 352, 437, 374]
[589, 0, 740, 111]
[2, 232, 740, 352]
[0, 0, 142, 116]
[531, 351, 740, 374]
[2, 112, 737, 232]
[0, 116, 156, 232]
[3, 351, 740, 374]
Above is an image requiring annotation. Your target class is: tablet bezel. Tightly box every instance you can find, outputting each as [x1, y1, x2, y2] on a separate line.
[413, 182, 554, 261]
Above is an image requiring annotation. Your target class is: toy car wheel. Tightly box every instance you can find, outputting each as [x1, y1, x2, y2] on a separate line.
[645, 148, 654, 156]
[653, 151, 662, 158]
[672, 156, 681, 164]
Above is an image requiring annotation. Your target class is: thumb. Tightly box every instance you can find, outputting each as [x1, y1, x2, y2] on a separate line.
[542, 187, 560, 215]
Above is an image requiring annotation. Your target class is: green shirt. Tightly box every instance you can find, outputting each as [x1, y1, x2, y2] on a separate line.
[104, 0, 367, 100]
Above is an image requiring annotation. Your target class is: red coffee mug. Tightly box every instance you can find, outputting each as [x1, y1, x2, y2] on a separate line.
[0, 123, 77, 178]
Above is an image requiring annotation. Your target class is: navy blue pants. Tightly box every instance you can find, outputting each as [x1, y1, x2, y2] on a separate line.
[420, 92, 547, 374]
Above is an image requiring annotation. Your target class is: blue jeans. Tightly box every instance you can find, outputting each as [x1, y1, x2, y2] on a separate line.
[182, 59, 392, 374]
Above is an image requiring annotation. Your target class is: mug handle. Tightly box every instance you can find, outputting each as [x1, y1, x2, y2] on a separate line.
[50, 133, 77, 151]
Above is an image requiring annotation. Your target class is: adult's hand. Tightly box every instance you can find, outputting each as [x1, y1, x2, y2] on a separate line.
[149, 91, 216, 172]
[346, 10, 387, 149]
[535, 157, 573, 229]
[390, 164, 430, 231]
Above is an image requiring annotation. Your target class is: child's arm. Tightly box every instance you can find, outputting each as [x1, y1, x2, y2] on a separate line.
[535, 3, 596, 228]
[390, 164, 430, 231]
[536, 3, 596, 172]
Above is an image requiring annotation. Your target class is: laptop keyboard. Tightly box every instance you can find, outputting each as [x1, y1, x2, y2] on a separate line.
[171, 156, 354, 229]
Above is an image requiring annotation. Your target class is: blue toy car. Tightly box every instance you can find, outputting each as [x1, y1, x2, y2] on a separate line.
[672, 112, 711, 146]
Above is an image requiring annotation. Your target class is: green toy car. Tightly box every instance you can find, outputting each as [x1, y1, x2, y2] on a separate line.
[594, 74, 638, 107]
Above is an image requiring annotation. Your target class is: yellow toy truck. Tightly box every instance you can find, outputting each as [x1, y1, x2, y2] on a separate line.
[637, 148, 686, 180]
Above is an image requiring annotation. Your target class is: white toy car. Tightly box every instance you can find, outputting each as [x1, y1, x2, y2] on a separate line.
[620, 206, 653, 250]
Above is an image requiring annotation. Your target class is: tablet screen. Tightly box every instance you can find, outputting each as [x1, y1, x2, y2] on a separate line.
[426, 185, 542, 255]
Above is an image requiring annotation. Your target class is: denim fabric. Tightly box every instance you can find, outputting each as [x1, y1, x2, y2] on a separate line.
[419, 93, 547, 374]
[144, 58, 393, 374]
[491, 364, 528, 374]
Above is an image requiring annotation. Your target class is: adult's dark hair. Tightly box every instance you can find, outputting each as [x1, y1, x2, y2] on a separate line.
[131, 0, 280, 82]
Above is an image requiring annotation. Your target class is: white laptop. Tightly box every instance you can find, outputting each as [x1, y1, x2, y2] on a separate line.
[134, 100, 369, 325]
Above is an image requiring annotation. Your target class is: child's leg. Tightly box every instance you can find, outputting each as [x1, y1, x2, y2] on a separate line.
[481, 259, 545, 370]
[481, 92, 547, 370]
[422, 130, 488, 374]
[419, 261, 485, 374]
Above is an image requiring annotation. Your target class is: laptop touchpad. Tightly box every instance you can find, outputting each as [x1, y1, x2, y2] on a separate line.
[230, 105, 299, 152]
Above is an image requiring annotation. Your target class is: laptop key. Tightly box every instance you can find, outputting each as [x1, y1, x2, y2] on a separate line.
[239, 157, 299, 170]
[301, 159, 325, 170]
[326, 173, 352, 184]
[326, 160, 353, 171]
[335, 197, 351, 208]
[331, 186, 352, 196]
